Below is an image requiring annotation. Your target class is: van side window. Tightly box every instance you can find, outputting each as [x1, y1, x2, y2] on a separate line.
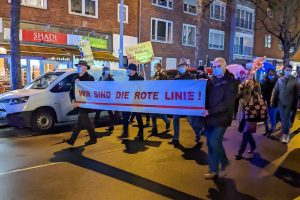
[50, 74, 77, 93]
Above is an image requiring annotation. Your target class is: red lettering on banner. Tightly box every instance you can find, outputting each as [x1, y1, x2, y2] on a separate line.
[79, 90, 91, 97]
[116, 91, 129, 99]
[134, 92, 160, 100]
[94, 91, 111, 98]
[165, 92, 195, 100]
[22, 30, 67, 45]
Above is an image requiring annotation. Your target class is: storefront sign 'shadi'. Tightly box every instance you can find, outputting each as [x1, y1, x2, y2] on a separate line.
[22, 30, 67, 45]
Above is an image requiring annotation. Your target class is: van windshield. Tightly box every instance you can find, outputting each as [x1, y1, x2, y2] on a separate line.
[25, 72, 64, 89]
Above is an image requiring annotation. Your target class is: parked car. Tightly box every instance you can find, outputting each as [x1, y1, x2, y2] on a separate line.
[0, 67, 127, 132]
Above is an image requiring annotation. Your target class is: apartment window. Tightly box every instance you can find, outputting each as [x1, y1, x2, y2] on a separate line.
[183, 0, 198, 15]
[265, 34, 272, 48]
[234, 34, 253, 56]
[236, 6, 254, 30]
[210, 0, 226, 21]
[151, 18, 173, 44]
[166, 58, 177, 70]
[118, 4, 128, 23]
[69, 0, 98, 18]
[152, 0, 173, 9]
[8, 0, 47, 9]
[182, 24, 196, 47]
[209, 29, 225, 50]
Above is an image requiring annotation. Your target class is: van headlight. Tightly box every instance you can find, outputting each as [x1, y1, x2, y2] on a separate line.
[10, 96, 29, 105]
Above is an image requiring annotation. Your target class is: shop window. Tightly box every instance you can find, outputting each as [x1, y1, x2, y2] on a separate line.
[150, 57, 162, 77]
[118, 4, 128, 23]
[152, 0, 173, 9]
[8, 0, 47, 9]
[183, 0, 198, 15]
[151, 18, 173, 44]
[182, 24, 196, 47]
[69, 0, 98, 18]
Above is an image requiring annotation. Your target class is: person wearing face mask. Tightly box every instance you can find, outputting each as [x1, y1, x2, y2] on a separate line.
[203, 57, 238, 179]
[94, 66, 118, 132]
[260, 69, 279, 136]
[65, 60, 97, 146]
[271, 65, 300, 143]
[119, 63, 145, 141]
[169, 58, 198, 146]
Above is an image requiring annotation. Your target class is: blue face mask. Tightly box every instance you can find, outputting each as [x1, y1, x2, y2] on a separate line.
[77, 67, 83, 74]
[104, 70, 110, 75]
[178, 67, 186, 74]
[284, 70, 292, 77]
[213, 67, 224, 77]
[268, 75, 275, 80]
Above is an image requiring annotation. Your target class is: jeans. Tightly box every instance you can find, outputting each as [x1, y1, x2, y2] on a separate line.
[278, 105, 293, 135]
[187, 116, 203, 138]
[151, 114, 169, 129]
[264, 107, 278, 132]
[69, 112, 96, 142]
[205, 126, 228, 173]
[122, 112, 143, 136]
[238, 132, 256, 156]
[173, 115, 200, 140]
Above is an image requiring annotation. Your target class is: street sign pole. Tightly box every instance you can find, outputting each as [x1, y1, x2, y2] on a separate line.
[119, 0, 124, 68]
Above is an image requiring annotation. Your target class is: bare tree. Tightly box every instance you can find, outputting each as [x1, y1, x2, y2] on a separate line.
[10, 0, 22, 90]
[253, 0, 300, 66]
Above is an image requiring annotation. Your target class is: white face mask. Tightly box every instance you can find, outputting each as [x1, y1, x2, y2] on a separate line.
[284, 70, 292, 77]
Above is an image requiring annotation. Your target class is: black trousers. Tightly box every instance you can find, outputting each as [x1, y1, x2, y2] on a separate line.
[95, 110, 117, 128]
[122, 112, 143, 136]
[238, 132, 256, 155]
[70, 112, 96, 142]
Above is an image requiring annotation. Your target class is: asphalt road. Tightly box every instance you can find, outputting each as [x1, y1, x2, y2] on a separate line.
[0, 118, 299, 200]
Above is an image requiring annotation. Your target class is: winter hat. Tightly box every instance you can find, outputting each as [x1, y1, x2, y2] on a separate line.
[128, 63, 137, 71]
[177, 58, 188, 67]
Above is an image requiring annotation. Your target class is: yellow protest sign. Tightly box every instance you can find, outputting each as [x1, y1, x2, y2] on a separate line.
[79, 39, 94, 66]
[125, 41, 154, 64]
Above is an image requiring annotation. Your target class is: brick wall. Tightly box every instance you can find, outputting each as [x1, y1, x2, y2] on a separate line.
[0, 0, 138, 37]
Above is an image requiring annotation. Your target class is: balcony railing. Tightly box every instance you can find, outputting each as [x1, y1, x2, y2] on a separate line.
[234, 45, 253, 56]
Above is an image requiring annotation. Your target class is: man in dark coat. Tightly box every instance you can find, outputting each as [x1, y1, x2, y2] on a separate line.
[119, 63, 145, 141]
[94, 66, 118, 132]
[65, 60, 97, 145]
[203, 57, 238, 179]
[260, 69, 278, 135]
[196, 66, 209, 79]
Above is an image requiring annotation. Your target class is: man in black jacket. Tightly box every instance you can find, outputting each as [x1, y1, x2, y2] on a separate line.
[260, 69, 278, 135]
[65, 60, 97, 146]
[94, 66, 118, 132]
[119, 63, 145, 141]
[203, 57, 238, 179]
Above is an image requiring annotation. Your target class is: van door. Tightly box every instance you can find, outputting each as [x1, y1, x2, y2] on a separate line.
[50, 73, 78, 122]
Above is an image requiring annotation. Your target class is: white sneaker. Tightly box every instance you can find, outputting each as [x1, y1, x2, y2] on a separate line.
[280, 134, 287, 143]
[282, 135, 290, 144]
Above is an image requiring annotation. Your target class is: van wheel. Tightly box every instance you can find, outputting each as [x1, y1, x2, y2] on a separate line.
[32, 108, 55, 132]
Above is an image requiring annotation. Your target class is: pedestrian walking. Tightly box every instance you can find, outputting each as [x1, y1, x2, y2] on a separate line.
[169, 58, 198, 146]
[235, 80, 266, 160]
[65, 60, 97, 146]
[271, 65, 300, 143]
[260, 69, 279, 136]
[94, 66, 118, 132]
[151, 63, 170, 135]
[119, 63, 145, 141]
[203, 57, 238, 179]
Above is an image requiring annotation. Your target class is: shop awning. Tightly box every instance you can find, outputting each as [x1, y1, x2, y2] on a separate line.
[0, 43, 118, 62]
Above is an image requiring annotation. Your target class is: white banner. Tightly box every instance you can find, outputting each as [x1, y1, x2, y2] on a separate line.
[75, 80, 207, 116]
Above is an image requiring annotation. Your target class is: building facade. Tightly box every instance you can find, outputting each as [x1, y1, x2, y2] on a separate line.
[0, 0, 139, 86]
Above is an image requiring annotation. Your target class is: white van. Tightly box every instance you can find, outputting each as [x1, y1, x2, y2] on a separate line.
[0, 68, 127, 131]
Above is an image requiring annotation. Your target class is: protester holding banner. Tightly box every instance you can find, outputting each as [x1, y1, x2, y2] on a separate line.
[94, 66, 118, 132]
[203, 57, 238, 179]
[169, 58, 198, 145]
[151, 63, 171, 135]
[65, 60, 97, 146]
[119, 63, 145, 141]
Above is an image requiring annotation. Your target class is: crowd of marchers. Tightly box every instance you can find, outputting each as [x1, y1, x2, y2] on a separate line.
[64, 57, 300, 180]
